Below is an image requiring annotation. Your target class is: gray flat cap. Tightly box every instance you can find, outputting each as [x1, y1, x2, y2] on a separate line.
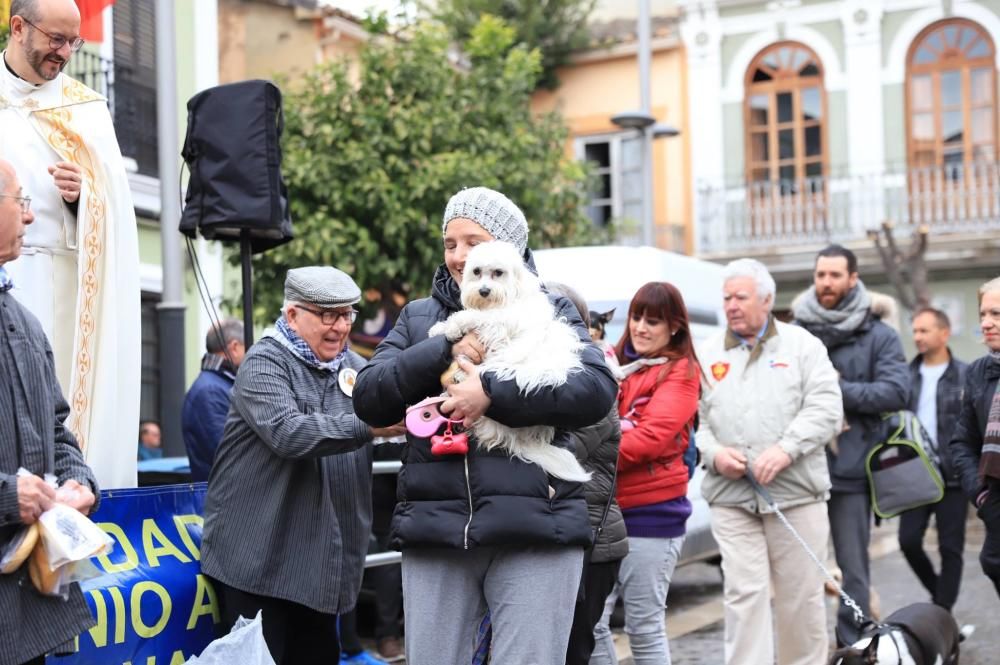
[284, 266, 361, 308]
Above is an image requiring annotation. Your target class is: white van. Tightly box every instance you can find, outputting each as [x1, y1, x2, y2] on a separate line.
[532, 245, 725, 345]
[533, 244, 725, 566]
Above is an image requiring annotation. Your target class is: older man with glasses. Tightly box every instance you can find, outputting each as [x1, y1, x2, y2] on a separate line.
[200, 266, 406, 665]
[0, 158, 103, 665]
[1, 0, 141, 491]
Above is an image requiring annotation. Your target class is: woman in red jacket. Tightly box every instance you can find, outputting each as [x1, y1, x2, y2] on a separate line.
[590, 282, 701, 665]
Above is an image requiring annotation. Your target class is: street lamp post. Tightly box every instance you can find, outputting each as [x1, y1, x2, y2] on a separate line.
[610, 0, 681, 249]
[610, 110, 655, 246]
[155, 0, 186, 456]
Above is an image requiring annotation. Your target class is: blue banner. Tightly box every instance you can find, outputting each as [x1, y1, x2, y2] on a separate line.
[49, 483, 218, 665]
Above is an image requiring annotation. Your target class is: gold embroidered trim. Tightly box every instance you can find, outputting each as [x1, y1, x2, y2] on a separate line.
[62, 78, 103, 105]
[0, 93, 40, 111]
[33, 106, 107, 454]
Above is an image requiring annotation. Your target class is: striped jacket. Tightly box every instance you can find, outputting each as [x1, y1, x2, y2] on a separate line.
[0, 291, 100, 665]
[200, 336, 375, 615]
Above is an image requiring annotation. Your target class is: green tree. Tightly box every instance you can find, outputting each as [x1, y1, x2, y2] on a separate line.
[0, 25, 8, 51]
[245, 16, 604, 323]
[428, 0, 596, 90]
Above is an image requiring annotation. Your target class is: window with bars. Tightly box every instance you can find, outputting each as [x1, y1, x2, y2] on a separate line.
[907, 19, 997, 171]
[744, 42, 826, 194]
[576, 134, 644, 233]
[113, 0, 159, 177]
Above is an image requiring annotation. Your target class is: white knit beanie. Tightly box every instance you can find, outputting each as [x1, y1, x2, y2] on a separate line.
[442, 187, 529, 253]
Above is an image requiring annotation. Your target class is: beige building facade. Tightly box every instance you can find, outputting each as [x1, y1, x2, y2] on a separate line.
[531, 9, 693, 253]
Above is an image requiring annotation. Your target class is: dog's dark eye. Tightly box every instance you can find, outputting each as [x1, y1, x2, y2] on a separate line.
[472, 267, 481, 276]
[493, 269, 504, 278]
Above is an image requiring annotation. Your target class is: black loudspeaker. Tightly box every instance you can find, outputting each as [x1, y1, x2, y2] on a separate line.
[179, 79, 293, 253]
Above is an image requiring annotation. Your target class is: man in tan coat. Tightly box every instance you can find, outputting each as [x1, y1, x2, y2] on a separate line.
[697, 258, 843, 665]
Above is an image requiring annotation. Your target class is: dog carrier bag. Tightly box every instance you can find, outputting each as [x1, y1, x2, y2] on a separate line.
[865, 410, 945, 519]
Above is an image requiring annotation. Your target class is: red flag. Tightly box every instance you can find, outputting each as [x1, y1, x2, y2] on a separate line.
[76, 0, 115, 43]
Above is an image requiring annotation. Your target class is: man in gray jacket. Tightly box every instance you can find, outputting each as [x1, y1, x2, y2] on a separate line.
[792, 245, 909, 644]
[0, 159, 100, 665]
[200, 266, 404, 665]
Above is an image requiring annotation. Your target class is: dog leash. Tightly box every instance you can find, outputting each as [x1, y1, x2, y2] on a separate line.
[744, 468, 870, 628]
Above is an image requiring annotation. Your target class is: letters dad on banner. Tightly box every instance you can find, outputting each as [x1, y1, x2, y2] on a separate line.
[49, 484, 219, 665]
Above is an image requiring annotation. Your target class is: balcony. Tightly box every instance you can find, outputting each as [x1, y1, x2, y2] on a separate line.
[66, 50, 159, 178]
[697, 162, 1000, 257]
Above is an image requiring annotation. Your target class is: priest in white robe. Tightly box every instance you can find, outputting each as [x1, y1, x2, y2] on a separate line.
[0, 0, 140, 489]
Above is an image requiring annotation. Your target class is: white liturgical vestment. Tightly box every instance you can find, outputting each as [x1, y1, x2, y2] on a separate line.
[0, 54, 140, 488]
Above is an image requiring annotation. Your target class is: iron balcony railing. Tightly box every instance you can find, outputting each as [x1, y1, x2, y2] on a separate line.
[697, 161, 1000, 255]
[65, 50, 159, 178]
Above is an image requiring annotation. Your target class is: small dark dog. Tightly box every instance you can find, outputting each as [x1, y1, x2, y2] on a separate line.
[588, 308, 615, 342]
[828, 602, 973, 665]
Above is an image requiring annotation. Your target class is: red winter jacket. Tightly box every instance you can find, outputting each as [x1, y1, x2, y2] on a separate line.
[616, 357, 700, 510]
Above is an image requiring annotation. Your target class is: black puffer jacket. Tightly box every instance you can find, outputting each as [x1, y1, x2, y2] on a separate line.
[949, 354, 1000, 503]
[568, 406, 628, 564]
[797, 314, 909, 493]
[908, 351, 968, 488]
[353, 256, 619, 550]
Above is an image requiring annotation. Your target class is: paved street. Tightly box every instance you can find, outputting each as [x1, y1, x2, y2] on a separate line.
[607, 514, 999, 664]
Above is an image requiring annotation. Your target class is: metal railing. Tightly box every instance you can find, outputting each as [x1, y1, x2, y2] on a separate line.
[65, 50, 159, 178]
[697, 161, 1000, 254]
[366, 461, 403, 568]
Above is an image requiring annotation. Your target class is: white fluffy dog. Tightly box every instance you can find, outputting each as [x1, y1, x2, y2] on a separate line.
[428, 241, 591, 482]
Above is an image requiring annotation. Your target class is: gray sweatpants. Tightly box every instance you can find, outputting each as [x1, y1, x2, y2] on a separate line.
[401, 545, 585, 665]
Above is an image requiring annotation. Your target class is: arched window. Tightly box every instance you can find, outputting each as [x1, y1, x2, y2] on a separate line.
[744, 42, 826, 191]
[907, 19, 997, 169]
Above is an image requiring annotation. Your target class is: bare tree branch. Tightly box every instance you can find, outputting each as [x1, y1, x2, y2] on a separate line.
[868, 220, 931, 312]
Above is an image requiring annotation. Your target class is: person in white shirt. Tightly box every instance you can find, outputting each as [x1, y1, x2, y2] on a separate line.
[898, 307, 968, 611]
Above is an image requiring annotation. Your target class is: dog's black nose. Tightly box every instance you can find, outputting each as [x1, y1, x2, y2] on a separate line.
[479, 287, 491, 298]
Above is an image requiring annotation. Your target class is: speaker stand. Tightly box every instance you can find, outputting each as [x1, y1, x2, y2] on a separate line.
[240, 230, 255, 348]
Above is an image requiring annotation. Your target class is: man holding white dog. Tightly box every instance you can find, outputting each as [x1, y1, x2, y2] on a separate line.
[354, 187, 618, 665]
[697, 258, 843, 665]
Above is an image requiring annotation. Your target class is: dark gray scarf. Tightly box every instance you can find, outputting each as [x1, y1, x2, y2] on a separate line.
[793, 281, 872, 348]
[981, 351, 1000, 482]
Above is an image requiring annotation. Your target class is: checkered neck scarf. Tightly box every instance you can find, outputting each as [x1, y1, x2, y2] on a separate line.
[0, 266, 13, 292]
[274, 315, 347, 372]
[980, 351, 1000, 482]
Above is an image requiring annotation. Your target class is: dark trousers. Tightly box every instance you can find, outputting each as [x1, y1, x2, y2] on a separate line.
[369, 531, 404, 640]
[339, 608, 364, 654]
[21, 658, 44, 665]
[829, 491, 872, 645]
[565, 559, 622, 665]
[213, 579, 340, 665]
[977, 481, 1000, 599]
[898, 487, 967, 610]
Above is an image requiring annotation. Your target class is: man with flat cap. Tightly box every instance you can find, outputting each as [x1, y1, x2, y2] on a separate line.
[200, 266, 405, 665]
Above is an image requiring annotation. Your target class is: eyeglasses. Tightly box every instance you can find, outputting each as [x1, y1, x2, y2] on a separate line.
[294, 304, 358, 325]
[0, 194, 31, 213]
[19, 18, 85, 53]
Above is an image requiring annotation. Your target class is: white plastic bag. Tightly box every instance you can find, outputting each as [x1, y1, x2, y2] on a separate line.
[37, 503, 114, 569]
[0, 523, 38, 574]
[30, 474, 114, 598]
[184, 611, 276, 665]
